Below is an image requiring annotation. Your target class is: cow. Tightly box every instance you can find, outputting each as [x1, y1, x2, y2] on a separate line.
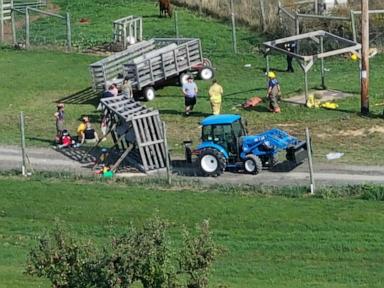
[158, 0, 172, 18]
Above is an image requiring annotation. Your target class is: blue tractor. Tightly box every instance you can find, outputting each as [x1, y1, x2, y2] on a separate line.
[186, 114, 308, 177]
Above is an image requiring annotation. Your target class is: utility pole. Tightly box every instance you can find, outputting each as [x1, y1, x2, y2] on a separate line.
[360, 0, 369, 115]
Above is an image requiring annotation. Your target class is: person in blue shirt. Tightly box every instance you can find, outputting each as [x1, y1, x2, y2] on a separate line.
[182, 76, 198, 116]
[267, 71, 281, 113]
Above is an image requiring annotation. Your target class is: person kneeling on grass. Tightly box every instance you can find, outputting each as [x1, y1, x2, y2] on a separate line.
[81, 122, 99, 144]
[55, 129, 78, 149]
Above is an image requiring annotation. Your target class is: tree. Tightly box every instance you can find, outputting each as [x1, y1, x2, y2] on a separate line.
[26, 217, 220, 288]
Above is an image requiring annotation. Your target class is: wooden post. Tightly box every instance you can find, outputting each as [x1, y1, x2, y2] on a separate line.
[139, 17, 142, 41]
[174, 9, 179, 38]
[295, 12, 300, 35]
[320, 36, 325, 89]
[66, 12, 71, 51]
[230, 0, 237, 54]
[198, 0, 202, 15]
[304, 69, 309, 102]
[259, 0, 266, 32]
[11, 7, 16, 44]
[162, 121, 171, 185]
[314, 0, 318, 14]
[25, 7, 30, 48]
[19, 112, 27, 176]
[0, 0, 4, 43]
[360, 0, 369, 115]
[305, 127, 315, 195]
[350, 10, 357, 42]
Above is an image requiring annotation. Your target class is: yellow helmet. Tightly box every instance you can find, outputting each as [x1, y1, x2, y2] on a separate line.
[267, 71, 276, 78]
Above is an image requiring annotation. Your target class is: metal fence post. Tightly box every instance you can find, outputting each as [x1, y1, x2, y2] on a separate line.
[230, 0, 237, 54]
[174, 10, 179, 38]
[162, 121, 172, 185]
[25, 7, 30, 48]
[66, 12, 71, 51]
[19, 112, 27, 176]
[305, 127, 315, 194]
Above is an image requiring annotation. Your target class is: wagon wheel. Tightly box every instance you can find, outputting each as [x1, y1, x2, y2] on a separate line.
[202, 58, 212, 67]
[199, 66, 214, 81]
[143, 86, 156, 101]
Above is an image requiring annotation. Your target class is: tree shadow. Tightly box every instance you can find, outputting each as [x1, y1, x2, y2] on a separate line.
[56, 87, 100, 107]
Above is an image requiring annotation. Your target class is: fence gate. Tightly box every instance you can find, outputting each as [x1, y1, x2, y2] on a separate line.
[113, 16, 143, 50]
[0, 0, 12, 43]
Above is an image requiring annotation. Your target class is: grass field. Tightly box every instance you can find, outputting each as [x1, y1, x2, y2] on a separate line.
[1, 176, 384, 287]
[1, 0, 384, 164]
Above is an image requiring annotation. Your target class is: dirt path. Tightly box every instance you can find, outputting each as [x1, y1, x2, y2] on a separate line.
[1, 145, 384, 186]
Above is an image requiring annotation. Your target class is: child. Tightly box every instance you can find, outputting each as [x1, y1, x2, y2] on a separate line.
[55, 129, 78, 149]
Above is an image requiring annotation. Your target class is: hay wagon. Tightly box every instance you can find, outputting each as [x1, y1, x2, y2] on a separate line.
[89, 38, 214, 101]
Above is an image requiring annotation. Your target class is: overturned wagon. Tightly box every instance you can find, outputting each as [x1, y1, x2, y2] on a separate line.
[89, 38, 214, 100]
[99, 95, 168, 173]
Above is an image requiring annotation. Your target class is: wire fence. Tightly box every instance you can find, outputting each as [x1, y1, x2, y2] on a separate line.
[11, 6, 70, 49]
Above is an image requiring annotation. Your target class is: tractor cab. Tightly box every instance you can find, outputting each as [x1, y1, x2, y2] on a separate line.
[200, 115, 246, 161]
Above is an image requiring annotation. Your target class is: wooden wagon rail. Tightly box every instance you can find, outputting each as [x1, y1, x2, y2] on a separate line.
[97, 95, 168, 174]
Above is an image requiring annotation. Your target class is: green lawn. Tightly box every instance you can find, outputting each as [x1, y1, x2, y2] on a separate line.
[1, 0, 384, 164]
[1, 177, 384, 287]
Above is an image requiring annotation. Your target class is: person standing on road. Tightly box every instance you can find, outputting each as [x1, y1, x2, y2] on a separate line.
[182, 76, 198, 116]
[54, 103, 65, 137]
[266, 71, 281, 113]
[208, 79, 223, 115]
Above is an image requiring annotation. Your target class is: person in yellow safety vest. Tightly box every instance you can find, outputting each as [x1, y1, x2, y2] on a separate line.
[208, 79, 224, 115]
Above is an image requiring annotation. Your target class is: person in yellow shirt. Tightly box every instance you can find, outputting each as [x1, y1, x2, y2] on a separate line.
[77, 116, 89, 141]
[208, 79, 223, 115]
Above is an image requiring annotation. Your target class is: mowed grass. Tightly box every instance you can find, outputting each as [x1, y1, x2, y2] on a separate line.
[1, 177, 384, 287]
[1, 0, 384, 164]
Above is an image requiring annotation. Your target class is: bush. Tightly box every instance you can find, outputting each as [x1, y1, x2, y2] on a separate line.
[26, 217, 220, 288]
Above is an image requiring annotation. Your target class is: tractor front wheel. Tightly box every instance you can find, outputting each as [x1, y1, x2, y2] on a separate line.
[244, 154, 263, 175]
[198, 148, 226, 177]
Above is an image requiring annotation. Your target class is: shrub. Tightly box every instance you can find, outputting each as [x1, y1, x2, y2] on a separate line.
[26, 217, 220, 288]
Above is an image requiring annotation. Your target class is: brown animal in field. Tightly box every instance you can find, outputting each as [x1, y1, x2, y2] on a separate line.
[158, 0, 172, 18]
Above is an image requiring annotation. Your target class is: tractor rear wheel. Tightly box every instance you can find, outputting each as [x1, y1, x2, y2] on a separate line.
[198, 148, 226, 177]
[244, 154, 263, 175]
